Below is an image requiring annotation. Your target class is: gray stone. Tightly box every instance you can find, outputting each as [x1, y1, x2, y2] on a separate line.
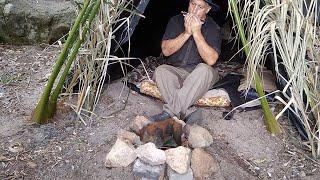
[133, 159, 165, 180]
[0, 87, 4, 98]
[187, 124, 213, 148]
[3, 3, 12, 15]
[167, 166, 193, 180]
[191, 148, 219, 179]
[0, 0, 77, 44]
[117, 129, 141, 145]
[131, 115, 151, 133]
[105, 138, 137, 167]
[136, 142, 166, 165]
[165, 146, 191, 174]
[173, 117, 186, 127]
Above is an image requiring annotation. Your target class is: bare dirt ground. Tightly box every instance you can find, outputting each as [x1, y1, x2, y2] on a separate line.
[1, 45, 320, 179]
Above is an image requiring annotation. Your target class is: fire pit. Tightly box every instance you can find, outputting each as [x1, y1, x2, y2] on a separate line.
[137, 118, 183, 149]
[105, 115, 218, 180]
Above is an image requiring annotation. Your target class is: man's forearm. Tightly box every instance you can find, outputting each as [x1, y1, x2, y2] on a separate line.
[161, 32, 191, 56]
[193, 31, 219, 66]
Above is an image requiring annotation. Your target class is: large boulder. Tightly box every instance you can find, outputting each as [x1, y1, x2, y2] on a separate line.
[0, 0, 77, 44]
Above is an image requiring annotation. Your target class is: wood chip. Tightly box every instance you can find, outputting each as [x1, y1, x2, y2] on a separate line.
[0, 155, 9, 162]
[27, 161, 37, 168]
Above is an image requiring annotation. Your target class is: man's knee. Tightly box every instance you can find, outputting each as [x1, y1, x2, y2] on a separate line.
[194, 63, 214, 77]
[195, 63, 213, 71]
[154, 64, 171, 80]
[155, 65, 170, 76]
[193, 63, 219, 84]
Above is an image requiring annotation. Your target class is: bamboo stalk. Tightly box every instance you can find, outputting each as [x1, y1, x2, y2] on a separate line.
[47, 0, 102, 118]
[230, 0, 282, 135]
[31, 0, 91, 124]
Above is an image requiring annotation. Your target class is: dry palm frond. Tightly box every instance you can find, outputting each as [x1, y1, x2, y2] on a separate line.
[31, 0, 144, 124]
[63, 0, 142, 122]
[229, 0, 282, 135]
[32, 0, 95, 124]
[230, 0, 320, 157]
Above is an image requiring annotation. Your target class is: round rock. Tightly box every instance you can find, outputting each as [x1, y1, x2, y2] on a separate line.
[187, 125, 213, 148]
[191, 148, 219, 179]
[165, 146, 191, 174]
[105, 138, 137, 167]
[136, 142, 166, 165]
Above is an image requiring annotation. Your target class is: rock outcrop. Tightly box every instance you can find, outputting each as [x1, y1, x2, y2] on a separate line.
[0, 0, 77, 44]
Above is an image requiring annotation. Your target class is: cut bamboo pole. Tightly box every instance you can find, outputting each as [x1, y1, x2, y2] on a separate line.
[47, 0, 102, 118]
[230, 0, 282, 135]
[31, 0, 91, 124]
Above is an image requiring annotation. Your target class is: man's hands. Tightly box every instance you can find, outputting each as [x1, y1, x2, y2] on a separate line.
[183, 13, 203, 36]
[182, 13, 219, 66]
[161, 13, 218, 63]
[184, 14, 192, 35]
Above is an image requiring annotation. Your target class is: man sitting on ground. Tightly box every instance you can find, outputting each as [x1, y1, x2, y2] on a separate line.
[149, 0, 222, 122]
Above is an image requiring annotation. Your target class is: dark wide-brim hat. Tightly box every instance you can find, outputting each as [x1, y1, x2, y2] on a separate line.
[204, 0, 220, 11]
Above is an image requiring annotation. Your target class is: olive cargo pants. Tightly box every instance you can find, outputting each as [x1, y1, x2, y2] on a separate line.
[153, 63, 219, 119]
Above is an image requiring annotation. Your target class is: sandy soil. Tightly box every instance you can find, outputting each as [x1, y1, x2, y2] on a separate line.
[1, 45, 320, 179]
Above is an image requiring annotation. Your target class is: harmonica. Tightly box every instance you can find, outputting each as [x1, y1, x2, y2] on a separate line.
[181, 11, 188, 15]
[181, 11, 205, 23]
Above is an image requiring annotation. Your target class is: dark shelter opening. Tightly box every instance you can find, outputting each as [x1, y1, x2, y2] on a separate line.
[106, 0, 308, 140]
[120, 0, 229, 59]
[110, 0, 244, 78]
